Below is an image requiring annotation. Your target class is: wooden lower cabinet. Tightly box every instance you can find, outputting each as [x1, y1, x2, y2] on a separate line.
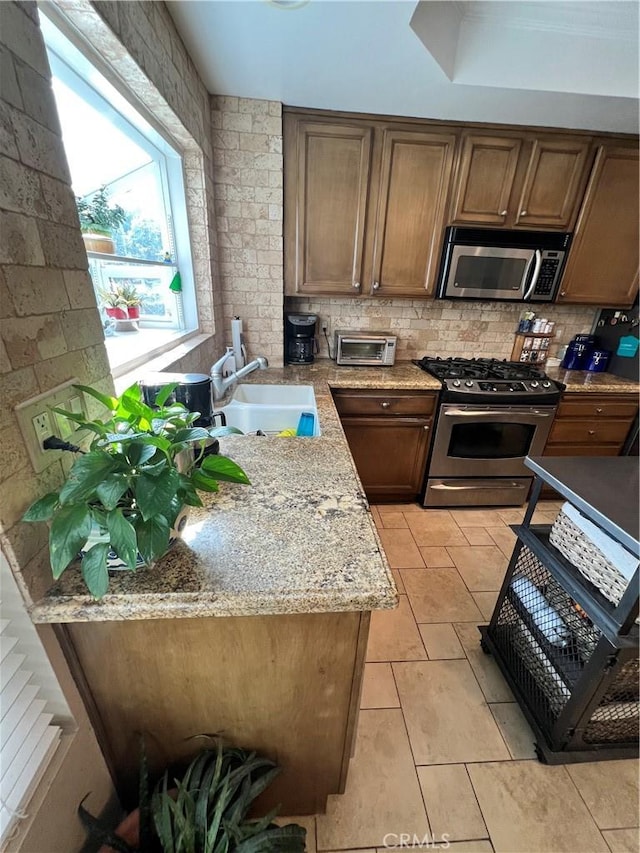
[57, 610, 370, 815]
[334, 390, 436, 502]
[542, 391, 638, 494]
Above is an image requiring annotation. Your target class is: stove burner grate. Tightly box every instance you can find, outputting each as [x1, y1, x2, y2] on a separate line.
[413, 356, 547, 383]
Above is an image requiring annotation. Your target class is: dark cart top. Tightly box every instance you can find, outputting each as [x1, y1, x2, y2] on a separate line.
[525, 456, 639, 556]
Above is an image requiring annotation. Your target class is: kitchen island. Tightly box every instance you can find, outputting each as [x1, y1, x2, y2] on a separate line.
[28, 362, 442, 814]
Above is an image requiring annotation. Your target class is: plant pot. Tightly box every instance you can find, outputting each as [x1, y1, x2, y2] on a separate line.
[83, 232, 115, 254]
[127, 306, 140, 320]
[81, 507, 190, 572]
[99, 808, 140, 852]
[105, 306, 128, 321]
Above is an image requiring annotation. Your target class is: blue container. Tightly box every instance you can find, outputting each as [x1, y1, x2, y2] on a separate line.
[296, 411, 315, 437]
[586, 349, 611, 372]
[561, 340, 592, 370]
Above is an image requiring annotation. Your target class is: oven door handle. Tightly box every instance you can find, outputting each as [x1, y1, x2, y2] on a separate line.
[431, 481, 527, 491]
[443, 409, 552, 418]
[523, 249, 542, 300]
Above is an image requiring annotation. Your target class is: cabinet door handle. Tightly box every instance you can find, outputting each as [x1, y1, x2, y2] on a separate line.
[521, 210, 528, 216]
[596, 407, 603, 414]
[372, 281, 380, 291]
[352, 281, 360, 290]
[500, 209, 508, 216]
[588, 430, 596, 435]
[423, 425, 429, 431]
[380, 401, 391, 408]
[560, 291, 566, 296]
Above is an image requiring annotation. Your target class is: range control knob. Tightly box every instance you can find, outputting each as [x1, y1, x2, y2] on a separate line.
[465, 380, 474, 388]
[542, 380, 551, 388]
[452, 379, 461, 387]
[530, 380, 539, 388]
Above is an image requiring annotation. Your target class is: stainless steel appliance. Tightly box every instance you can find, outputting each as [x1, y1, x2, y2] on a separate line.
[334, 331, 397, 366]
[412, 357, 563, 507]
[285, 312, 317, 364]
[140, 373, 214, 427]
[437, 227, 571, 302]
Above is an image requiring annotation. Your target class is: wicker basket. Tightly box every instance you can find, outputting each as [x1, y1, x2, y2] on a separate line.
[549, 510, 635, 606]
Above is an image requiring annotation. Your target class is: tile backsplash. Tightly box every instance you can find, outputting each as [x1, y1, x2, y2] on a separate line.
[286, 296, 597, 362]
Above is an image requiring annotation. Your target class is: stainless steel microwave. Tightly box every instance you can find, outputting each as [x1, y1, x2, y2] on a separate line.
[436, 227, 572, 302]
[334, 331, 397, 366]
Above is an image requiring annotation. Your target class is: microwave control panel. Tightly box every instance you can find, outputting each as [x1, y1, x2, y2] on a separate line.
[533, 252, 565, 296]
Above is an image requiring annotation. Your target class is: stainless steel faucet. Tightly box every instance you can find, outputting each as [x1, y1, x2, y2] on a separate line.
[211, 347, 268, 401]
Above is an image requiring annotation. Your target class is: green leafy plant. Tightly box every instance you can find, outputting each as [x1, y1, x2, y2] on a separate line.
[22, 383, 248, 599]
[99, 282, 143, 309]
[76, 186, 127, 236]
[78, 740, 306, 853]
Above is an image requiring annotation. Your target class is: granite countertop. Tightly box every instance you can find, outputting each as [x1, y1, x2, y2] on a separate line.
[546, 367, 640, 393]
[30, 360, 437, 625]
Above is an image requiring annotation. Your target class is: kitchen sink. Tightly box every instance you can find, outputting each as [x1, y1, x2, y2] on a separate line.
[219, 384, 320, 436]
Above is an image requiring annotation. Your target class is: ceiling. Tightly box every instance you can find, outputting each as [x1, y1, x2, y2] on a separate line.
[167, 0, 639, 133]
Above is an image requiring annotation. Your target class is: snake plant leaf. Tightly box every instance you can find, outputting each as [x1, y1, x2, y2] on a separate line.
[235, 824, 306, 853]
[134, 515, 170, 564]
[58, 452, 119, 504]
[136, 468, 180, 521]
[81, 543, 110, 599]
[77, 799, 136, 853]
[72, 384, 118, 412]
[22, 492, 59, 522]
[95, 475, 129, 510]
[106, 509, 137, 569]
[49, 505, 92, 578]
[201, 454, 251, 485]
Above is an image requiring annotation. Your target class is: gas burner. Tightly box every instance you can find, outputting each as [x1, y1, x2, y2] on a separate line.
[413, 356, 547, 382]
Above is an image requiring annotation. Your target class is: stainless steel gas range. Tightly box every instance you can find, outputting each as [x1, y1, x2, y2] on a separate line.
[412, 357, 564, 507]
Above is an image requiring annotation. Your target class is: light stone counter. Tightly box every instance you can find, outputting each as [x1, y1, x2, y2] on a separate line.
[30, 361, 437, 624]
[546, 367, 639, 394]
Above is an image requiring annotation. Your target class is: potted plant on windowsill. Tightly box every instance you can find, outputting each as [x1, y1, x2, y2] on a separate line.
[99, 283, 143, 323]
[77, 186, 127, 254]
[22, 383, 248, 599]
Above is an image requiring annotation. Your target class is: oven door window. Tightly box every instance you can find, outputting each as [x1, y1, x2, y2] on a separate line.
[448, 421, 536, 459]
[340, 340, 385, 361]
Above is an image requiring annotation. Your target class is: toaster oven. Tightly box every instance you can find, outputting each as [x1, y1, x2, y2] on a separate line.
[334, 331, 397, 366]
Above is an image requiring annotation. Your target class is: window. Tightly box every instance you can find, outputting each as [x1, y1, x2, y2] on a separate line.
[41, 16, 198, 375]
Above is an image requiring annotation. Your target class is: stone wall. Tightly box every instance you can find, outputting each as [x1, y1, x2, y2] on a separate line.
[0, 2, 115, 849]
[211, 96, 284, 366]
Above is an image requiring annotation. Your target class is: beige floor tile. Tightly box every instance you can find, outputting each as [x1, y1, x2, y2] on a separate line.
[417, 764, 487, 842]
[460, 527, 494, 546]
[566, 760, 640, 830]
[373, 502, 423, 512]
[530, 508, 559, 525]
[437, 843, 494, 852]
[393, 660, 510, 764]
[367, 594, 427, 662]
[450, 509, 508, 527]
[419, 546, 454, 567]
[471, 591, 498, 621]
[391, 568, 405, 593]
[602, 828, 640, 853]
[496, 508, 526, 525]
[370, 506, 382, 527]
[316, 709, 429, 850]
[377, 510, 409, 528]
[485, 526, 517, 559]
[489, 702, 536, 759]
[360, 662, 400, 708]
[377, 527, 425, 568]
[402, 569, 483, 624]
[446, 546, 508, 592]
[454, 623, 513, 703]
[467, 761, 609, 853]
[419, 623, 464, 659]
[405, 511, 468, 547]
[276, 816, 316, 852]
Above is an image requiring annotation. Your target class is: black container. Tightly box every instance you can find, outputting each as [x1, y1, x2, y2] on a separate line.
[285, 313, 317, 364]
[140, 372, 213, 427]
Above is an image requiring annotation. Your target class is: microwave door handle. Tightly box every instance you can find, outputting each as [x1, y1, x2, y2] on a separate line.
[523, 249, 542, 301]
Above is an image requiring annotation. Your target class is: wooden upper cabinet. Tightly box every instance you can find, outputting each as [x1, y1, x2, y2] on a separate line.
[450, 133, 521, 225]
[557, 145, 639, 307]
[513, 137, 592, 229]
[284, 117, 372, 296]
[369, 129, 456, 298]
[451, 132, 592, 230]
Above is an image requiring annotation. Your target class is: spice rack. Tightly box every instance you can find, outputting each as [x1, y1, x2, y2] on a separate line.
[511, 331, 555, 366]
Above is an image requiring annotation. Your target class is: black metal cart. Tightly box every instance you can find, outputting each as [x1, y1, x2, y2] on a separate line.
[480, 456, 639, 764]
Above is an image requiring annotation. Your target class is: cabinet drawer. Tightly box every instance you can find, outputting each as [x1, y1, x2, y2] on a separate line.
[543, 444, 622, 457]
[333, 390, 436, 417]
[556, 397, 638, 420]
[547, 419, 631, 445]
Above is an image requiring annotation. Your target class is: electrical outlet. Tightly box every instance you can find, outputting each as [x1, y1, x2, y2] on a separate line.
[15, 379, 87, 473]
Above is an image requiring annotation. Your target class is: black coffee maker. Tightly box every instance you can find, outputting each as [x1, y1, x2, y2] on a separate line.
[140, 372, 215, 427]
[285, 312, 318, 364]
